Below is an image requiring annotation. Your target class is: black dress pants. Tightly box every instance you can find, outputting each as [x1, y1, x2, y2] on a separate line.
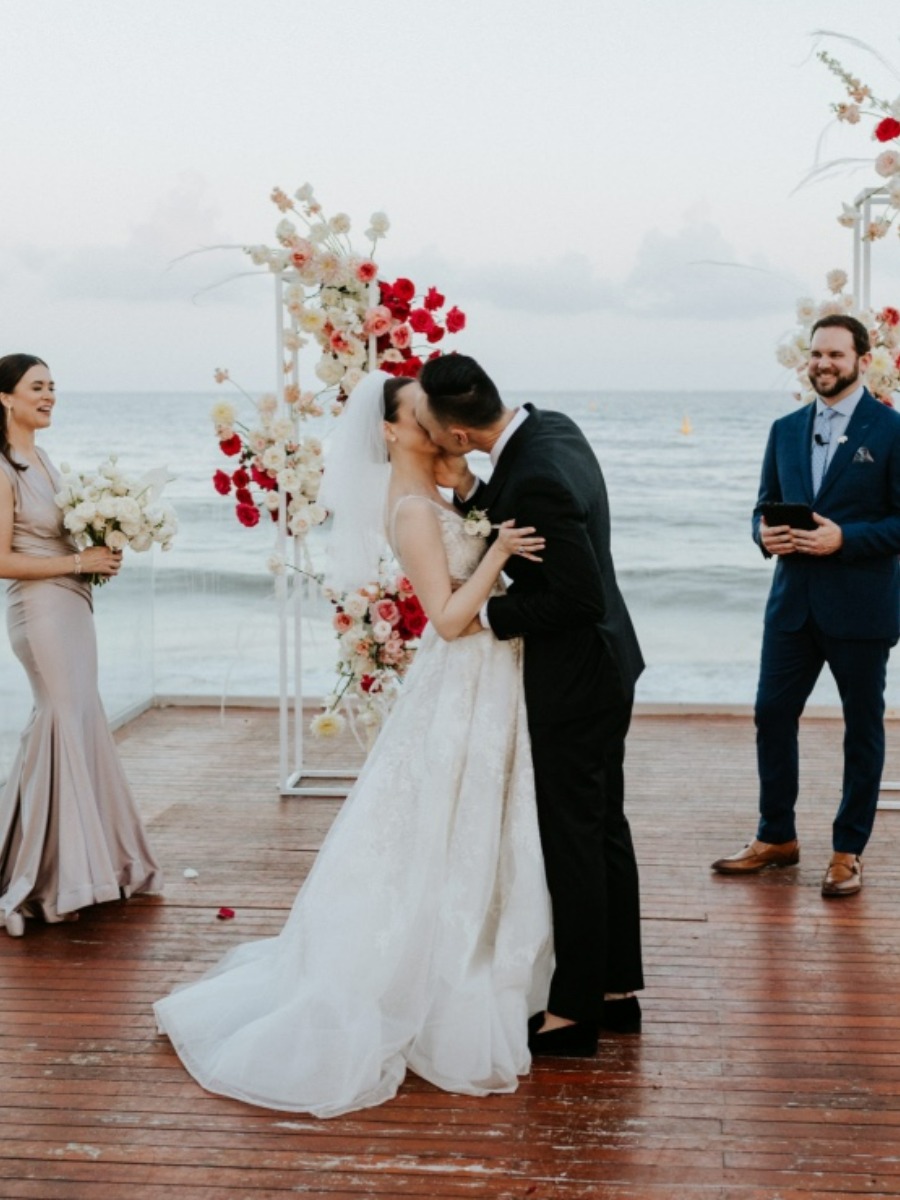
[527, 650, 644, 1023]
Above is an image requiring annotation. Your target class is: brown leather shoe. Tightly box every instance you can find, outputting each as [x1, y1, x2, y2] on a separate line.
[821, 852, 862, 897]
[711, 839, 800, 875]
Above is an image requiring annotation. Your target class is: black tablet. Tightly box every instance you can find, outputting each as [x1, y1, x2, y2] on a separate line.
[759, 502, 816, 530]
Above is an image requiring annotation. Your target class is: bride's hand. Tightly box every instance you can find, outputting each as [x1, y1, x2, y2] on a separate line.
[494, 519, 544, 563]
[80, 546, 123, 576]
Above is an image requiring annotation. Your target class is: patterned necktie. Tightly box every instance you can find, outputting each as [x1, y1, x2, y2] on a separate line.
[812, 407, 837, 493]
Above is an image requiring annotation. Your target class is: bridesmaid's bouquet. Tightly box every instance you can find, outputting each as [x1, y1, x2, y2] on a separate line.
[55, 456, 178, 585]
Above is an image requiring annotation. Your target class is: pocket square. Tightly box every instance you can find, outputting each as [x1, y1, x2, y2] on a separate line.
[853, 446, 874, 464]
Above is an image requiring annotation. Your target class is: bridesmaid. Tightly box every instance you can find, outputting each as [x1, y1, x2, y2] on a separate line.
[0, 354, 162, 937]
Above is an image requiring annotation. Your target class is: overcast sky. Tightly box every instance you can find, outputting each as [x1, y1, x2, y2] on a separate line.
[2, 0, 899, 393]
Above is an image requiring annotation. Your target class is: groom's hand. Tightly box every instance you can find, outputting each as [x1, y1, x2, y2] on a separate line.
[434, 451, 476, 497]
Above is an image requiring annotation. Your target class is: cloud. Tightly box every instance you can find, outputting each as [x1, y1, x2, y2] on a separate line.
[2, 175, 259, 307]
[406, 218, 801, 323]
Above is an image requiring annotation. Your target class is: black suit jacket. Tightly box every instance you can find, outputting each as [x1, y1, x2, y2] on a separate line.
[462, 405, 644, 723]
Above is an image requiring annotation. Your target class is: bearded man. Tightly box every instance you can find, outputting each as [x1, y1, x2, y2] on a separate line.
[712, 314, 900, 897]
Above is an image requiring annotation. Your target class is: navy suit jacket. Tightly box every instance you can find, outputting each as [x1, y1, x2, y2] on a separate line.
[753, 390, 900, 642]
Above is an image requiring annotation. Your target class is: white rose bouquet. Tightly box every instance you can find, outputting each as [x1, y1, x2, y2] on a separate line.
[54, 456, 178, 585]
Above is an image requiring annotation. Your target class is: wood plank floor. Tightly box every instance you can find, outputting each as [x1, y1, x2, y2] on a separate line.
[2, 705, 900, 1199]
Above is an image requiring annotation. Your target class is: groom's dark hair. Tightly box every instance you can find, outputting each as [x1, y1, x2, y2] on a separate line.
[418, 354, 504, 428]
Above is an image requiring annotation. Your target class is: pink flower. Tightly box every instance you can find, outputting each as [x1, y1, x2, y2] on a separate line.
[290, 239, 314, 268]
[363, 305, 393, 337]
[372, 598, 400, 626]
[333, 611, 354, 633]
[875, 150, 900, 178]
[330, 329, 354, 354]
[389, 324, 412, 350]
[356, 259, 378, 283]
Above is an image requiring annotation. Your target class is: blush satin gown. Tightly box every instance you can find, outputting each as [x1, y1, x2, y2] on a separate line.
[0, 449, 162, 926]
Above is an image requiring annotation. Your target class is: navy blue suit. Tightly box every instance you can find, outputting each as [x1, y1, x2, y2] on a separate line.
[753, 390, 900, 852]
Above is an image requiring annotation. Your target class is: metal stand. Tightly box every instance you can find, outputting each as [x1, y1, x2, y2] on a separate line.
[275, 272, 371, 796]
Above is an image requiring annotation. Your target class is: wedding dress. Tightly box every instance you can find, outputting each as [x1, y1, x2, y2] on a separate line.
[154, 499, 553, 1117]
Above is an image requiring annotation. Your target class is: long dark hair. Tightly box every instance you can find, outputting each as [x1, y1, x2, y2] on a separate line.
[0, 354, 47, 471]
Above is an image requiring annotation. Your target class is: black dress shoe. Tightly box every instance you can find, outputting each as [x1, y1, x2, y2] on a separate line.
[528, 1020, 599, 1058]
[600, 996, 641, 1033]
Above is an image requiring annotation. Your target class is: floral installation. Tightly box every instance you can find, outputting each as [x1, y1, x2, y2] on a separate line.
[310, 568, 428, 740]
[776, 270, 900, 405]
[54, 456, 178, 585]
[816, 45, 900, 239]
[463, 507, 492, 538]
[247, 182, 467, 400]
[210, 370, 327, 536]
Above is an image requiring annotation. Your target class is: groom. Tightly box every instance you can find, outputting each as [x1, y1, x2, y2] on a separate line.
[414, 354, 645, 1056]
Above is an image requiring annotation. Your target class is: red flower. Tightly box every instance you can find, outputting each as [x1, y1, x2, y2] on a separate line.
[426, 325, 446, 344]
[408, 308, 436, 334]
[379, 359, 402, 376]
[216, 907, 236, 920]
[427, 350, 442, 361]
[880, 306, 900, 327]
[445, 306, 466, 333]
[398, 355, 424, 378]
[875, 117, 900, 142]
[391, 277, 416, 303]
[424, 286, 445, 311]
[213, 470, 232, 495]
[356, 259, 378, 283]
[236, 503, 260, 527]
[232, 467, 250, 488]
[219, 433, 242, 456]
[235, 486, 253, 506]
[251, 464, 277, 491]
[397, 595, 428, 638]
[360, 674, 376, 693]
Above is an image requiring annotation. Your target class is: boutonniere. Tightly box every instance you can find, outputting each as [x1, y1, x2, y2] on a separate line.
[464, 507, 492, 538]
[838, 436, 848, 445]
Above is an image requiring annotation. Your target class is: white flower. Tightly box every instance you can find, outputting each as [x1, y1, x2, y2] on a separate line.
[211, 400, 237, 428]
[838, 203, 859, 229]
[63, 511, 87, 534]
[297, 307, 326, 334]
[270, 417, 293, 441]
[315, 356, 345, 386]
[275, 218, 297, 243]
[825, 269, 847, 294]
[795, 297, 817, 324]
[310, 711, 345, 739]
[262, 444, 286, 472]
[283, 328, 305, 352]
[130, 532, 153, 552]
[877, 150, 900, 178]
[776, 341, 806, 370]
[869, 346, 893, 375]
[329, 212, 351, 234]
[263, 491, 280, 512]
[294, 182, 316, 203]
[367, 211, 390, 237]
[247, 245, 272, 267]
[343, 593, 369, 620]
[257, 393, 278, 417]
[865, 218, 891, 241]
[183, 867, 199, 880]
[97, 496, 118, 519]
[289, 512, 310, 537]
[267, 554, 286, 575]
[277, 467, 301, 492]
[372, 620, 392, 644]
[309, 222, 330, 244]
[105, 529, 128, 551]
[307, 503, 327, 526]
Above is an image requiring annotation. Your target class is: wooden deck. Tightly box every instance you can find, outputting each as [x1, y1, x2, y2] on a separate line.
[2, 705, 900, 1199]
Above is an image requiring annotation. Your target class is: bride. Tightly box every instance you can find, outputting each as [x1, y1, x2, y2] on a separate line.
[154, 370, 554, 1117]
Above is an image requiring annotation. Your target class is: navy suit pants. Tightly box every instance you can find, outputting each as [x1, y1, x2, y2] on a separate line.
[755, 617, 892, 854]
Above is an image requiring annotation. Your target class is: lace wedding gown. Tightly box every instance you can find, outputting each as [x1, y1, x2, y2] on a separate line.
[154, 499, 553, 1117]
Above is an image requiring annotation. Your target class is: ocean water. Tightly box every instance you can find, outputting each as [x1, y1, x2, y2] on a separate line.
[1, 386, 879, 775]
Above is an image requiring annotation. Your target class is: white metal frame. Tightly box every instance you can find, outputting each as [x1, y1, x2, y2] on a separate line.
[850, 189, 900, 807]
[275, 275, 379, 796]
